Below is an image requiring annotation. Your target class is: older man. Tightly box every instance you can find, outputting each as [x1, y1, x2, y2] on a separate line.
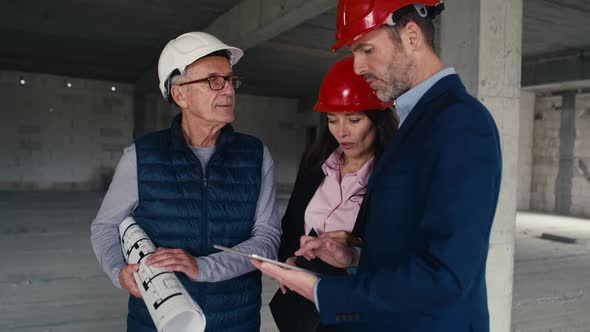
[91, 32, 280, 331]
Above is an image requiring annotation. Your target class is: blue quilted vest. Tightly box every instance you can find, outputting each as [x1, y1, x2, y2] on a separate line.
[128, 114, 263, 332]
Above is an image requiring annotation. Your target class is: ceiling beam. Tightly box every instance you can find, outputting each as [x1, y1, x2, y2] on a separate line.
[522, 79, 590, 94]
[136, 0, 337, 94]
[205, 0, 336, 50]
[522, 49, 590, 88]
[0, 55, 142, 83]
[262, 41, 339, 59]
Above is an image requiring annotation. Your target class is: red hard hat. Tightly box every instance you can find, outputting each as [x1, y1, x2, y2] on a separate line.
[331, 0, 443, 51]
[313, 57, 392, 113]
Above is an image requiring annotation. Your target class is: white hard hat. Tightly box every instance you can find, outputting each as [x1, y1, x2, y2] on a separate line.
[158, 32, 244, 102]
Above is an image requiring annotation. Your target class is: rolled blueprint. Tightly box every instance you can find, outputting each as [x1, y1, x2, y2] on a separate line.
[119, 216, 206, 332]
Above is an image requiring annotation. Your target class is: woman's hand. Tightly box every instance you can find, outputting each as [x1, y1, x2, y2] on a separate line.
[320, 230, 363, 247]
[296, 235, 360, 268]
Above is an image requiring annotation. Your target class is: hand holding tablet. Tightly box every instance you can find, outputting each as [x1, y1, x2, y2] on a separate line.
[213, 245, 321, 276]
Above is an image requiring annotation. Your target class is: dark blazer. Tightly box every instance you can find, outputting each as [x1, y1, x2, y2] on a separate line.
[316, 74, 502, 332]
[277, 164, 325, 262]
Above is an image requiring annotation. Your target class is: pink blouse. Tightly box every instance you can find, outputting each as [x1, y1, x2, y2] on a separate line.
[304, 148, 374, 235]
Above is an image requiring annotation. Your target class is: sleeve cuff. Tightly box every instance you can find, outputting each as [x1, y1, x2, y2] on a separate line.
[346, 246, 362, 275]
[112, 266, 123, 288]
[314, 278, 321, 311]
[194, 257, 209, 282]
[346, 266, 358, 275]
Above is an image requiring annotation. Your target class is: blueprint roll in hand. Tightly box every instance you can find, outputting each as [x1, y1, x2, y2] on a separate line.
[119, 216, 206, 332]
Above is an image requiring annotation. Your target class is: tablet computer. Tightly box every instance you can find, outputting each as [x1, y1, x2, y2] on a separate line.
[213, 244, 321, 276]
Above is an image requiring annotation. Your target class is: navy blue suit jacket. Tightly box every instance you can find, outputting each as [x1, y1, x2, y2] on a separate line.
[316, 74, 502, 332]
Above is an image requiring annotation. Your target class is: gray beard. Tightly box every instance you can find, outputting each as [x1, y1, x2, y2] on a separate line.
[381, 61, 413, 101]
[377, 80, 411, 102]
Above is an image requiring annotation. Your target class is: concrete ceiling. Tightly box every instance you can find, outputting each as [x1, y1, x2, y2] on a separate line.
[523, 0, 590, 57]
[1, 0, 589, 98]
[522, 0, 590, 87]
[0, 0, 242, 82]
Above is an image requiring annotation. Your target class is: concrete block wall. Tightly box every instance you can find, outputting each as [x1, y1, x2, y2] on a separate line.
[517, 91, 535, 210]
[520, 91, 590, 219]
[295, 94, 322, 165]
[134, 93, 178, 138]
[572, 93, 590, 217]
[232, 94, 298, 189]
[530, 95, 562, 212]
[0, 71, 133, 191]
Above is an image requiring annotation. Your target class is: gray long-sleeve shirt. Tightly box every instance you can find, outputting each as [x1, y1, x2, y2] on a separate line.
[90, 143, 281, 288]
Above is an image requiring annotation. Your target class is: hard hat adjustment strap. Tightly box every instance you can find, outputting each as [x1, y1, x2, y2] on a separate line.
[413, 4, 429, 18]
[165, 68, 181, 103]
[428, 2, 445, 19]
[386, 2, 445, 26]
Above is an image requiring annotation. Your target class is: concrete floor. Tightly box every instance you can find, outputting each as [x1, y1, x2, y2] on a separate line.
[512, 212, 590, 332]
[1, 191, 589, 332]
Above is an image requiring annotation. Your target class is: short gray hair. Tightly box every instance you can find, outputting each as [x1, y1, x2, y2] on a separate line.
[170, 72, 188, 86]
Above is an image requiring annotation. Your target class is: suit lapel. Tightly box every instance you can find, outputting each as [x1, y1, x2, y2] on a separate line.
[368, 74, 463, 187]
[359, 75, 464, 222]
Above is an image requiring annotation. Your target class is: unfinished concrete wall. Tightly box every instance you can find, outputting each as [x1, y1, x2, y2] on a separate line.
[518, 91, 536, 210]
[529, 92, 590, 218]
[295, 94, 322, 163]
[0, 71, 133, 191]
[572, 93, 590, 217]
[133, 93, 177, 138]
[530, 95, 562, 213]
[233, 94, 298, 189]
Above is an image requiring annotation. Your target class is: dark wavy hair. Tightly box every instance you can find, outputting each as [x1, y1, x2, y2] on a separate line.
[301, 109, 398, 172]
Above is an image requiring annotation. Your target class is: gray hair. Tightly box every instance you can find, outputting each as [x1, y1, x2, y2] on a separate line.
[170, 72, 188, 86]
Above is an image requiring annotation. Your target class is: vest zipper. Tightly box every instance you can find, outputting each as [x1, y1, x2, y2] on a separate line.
[201, 174, 208, 255]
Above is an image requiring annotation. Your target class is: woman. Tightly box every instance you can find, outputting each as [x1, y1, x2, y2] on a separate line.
[270, 57, 398, 332]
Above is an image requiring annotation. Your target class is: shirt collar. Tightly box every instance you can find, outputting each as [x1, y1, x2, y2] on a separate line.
[322, 148, 343, 178]
[322, 147, 375, 184]
[395, 67, 456, 127]
[355, 157, 374, 186]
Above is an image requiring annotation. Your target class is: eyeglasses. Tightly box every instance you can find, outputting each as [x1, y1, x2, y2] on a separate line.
[178, 75, 242, 91]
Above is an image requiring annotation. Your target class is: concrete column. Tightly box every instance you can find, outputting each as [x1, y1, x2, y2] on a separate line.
[555, 92, 576, 215]
[573, 92, 590, 217]
[517, 91, 536, 211]
[440, 1, 522, 331]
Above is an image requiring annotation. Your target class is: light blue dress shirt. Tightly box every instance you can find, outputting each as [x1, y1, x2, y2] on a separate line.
[395, 67, 456, 127]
